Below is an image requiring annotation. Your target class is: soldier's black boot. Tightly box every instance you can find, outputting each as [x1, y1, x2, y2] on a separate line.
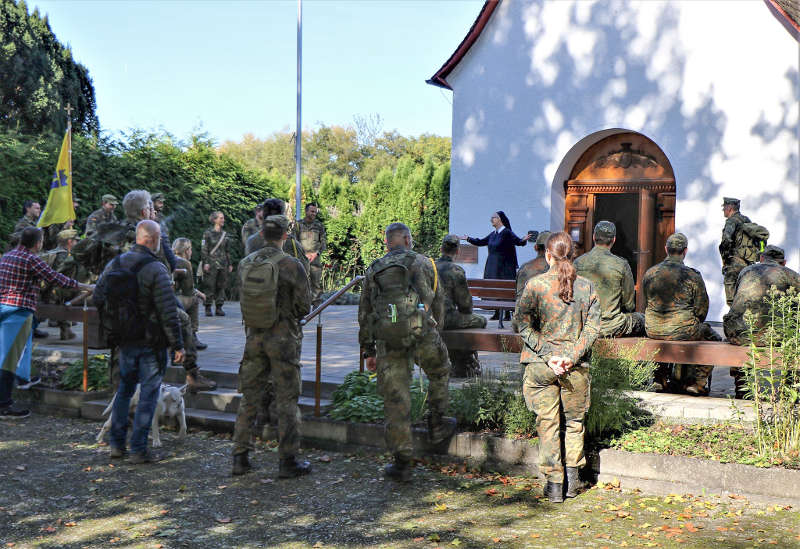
[193, 332, 208, 351]
[428, 414, 457, 446]
[232, 452, 252, 476]
[186, 367, 217, 393]
[565, 467, 587, 498]
[544, 481, 564, 503]
[384, 455, 412, 482]
[215, 305, 226, 317]
[205, 305, 213, 317]
[278, 456, 312, 478]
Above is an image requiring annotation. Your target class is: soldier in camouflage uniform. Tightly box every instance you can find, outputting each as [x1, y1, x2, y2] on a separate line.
[84, 194, 119, 236]
[574, 221, 643, 337]
[232, 215, 312, 478]
[359, 223, 455, 482]
[724, 245, 800, 397]
[200, 212, 232, 316]
[151, 193, 166, 226]
[41, 229, 83, 340]
[246, 199, 309, 273]
[513, 231, 551, 332]
[719, 197, 760, 305]
[9, 200, 41, 248]
[241, 205, 263, 245]
[516, 231, 600, 503]
[172, 238, 207, 351]
[642, 233, 721, 395]
[293, 203, 326, 308]
[436, 234, 486, 377]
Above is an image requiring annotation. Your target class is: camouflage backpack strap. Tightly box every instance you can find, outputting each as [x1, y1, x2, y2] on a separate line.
[429, 257, 438, 295]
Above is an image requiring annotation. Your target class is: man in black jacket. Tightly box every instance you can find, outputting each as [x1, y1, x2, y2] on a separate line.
[93, 220, 185, 463]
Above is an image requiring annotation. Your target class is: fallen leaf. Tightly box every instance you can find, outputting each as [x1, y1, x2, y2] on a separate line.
[215, 517, 232, 524]
[159, 510, 168, 515]
[64, 521, 77, 527]
[428, 533, 440, 542]
[413, 538, 424, 542]
[530, 533, 540, 539]
[318, 455, 331, 463]
[434, 503, 448, 511]
[486, 488, 498, 496]
[685, 522, 699, 533]
[15, 466, 25, 472]
[492, 538, 501, 543]
[451, 540, 462, 547]
[41, 526, 57, 533]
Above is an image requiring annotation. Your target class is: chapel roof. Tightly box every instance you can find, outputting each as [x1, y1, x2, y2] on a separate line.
[767, 0, 800, 41]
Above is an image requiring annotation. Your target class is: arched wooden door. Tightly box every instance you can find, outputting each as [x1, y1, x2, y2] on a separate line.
[564, 133, 676, 311]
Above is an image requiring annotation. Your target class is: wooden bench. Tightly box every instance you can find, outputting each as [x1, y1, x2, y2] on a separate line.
[467, 278, 516, 328]
[36, 303, 108, 349]
[441, 328, 786, 369]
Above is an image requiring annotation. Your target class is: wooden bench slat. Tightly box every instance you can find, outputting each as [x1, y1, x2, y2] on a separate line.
[472, 300, 516, 311]
[467, 278, 516, 289]
[470, 288, 516, 299]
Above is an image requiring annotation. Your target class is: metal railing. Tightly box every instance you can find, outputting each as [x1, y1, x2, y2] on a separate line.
[65, 290, 94, 391]
[300, 276, 364, 416]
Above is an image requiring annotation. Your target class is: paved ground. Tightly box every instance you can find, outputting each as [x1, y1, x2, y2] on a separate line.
[34, 304, 736, 396]
[1, 415, 799, 549]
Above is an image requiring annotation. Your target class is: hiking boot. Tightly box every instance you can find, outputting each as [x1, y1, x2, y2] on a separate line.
[186, 367, 217, 393]
[384, 456, 412, 482]
[215, 306, 226, 317]
[652, 363, 671, 392]
[205, 306, 213, 317]
[60, 327, 77, 341]
[278, 456, 311, 478]
[33, 328, 48, 339]
[565, 467, 587, 498]
[0, 405, 30, 419]
[685, 380, 710, 396]
[129, 450, 165, 464]
[232, 452, 252, 476]
[193, 333, 208, 351]
[428, 415, 457, 445]
[544, 481, 564, 503]
[109, 446, 126, 459]
[16, 376, 41, 390]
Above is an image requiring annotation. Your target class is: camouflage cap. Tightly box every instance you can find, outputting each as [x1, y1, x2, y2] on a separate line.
[151, 192, 165, 202]
[722, 197, 740, 207]
[101, 194, 119, 204]
[263, 214, 289, 232]
[761, 245, 785, 262]
[57, 228, 78, 240]
[441, 234, 460, 249]
[666, 232, 688, 251]
[535, 231, 552, 247]
[593, 220, 616, 239]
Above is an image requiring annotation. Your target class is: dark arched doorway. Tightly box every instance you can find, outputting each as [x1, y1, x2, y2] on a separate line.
[564, 132, 676, 310]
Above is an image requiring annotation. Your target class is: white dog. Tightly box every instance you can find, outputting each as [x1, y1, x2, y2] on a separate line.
[96, 384, 187, 448]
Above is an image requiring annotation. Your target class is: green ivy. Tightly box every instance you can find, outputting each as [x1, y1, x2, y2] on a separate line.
[59, 353, 110, 392]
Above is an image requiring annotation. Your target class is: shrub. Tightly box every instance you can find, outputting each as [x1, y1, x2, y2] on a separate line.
[504, 394, 538, 438]
[328, 370, 428, 423]
[447, 372, 519, 432]
[59, 354, 110, 392]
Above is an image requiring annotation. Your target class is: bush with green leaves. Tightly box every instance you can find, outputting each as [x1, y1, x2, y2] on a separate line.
[328, 370, 428, 424]
[59, 353, 110, 392]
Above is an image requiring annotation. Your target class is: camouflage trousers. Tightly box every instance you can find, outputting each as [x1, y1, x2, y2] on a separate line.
[179, 295, 200, 333]
[309, 262, 323, 308]
[444, 311, 487, 378]
[202, 266, 228, 307]
[233, 327, 302, 459]
[376, 329, 451, 460]
[609, 312, 645, 337]
[523, 361, 590, 483]
[723, 258, 748, 305]
[654, 322, 721, 388]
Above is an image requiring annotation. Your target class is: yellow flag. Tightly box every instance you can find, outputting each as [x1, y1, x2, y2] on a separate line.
[37, 129, 76, 228]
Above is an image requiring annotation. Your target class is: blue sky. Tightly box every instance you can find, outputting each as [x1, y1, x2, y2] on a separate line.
[31, 0, 482, 142]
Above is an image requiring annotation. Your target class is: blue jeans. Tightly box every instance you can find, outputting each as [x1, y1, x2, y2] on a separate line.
[110, 346, 166, 454]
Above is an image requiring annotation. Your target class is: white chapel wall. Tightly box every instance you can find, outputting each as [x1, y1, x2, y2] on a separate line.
[446, 0, 799, 321]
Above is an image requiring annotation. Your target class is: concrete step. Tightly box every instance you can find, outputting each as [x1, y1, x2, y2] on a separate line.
[182, 388, 332, 415]
[163, 365, 340, 399]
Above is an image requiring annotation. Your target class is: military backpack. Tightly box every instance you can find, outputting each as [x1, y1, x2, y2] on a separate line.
[368, 255, 425, 349]
[737, 222, 769, 263]
[239, 249, 287, 329]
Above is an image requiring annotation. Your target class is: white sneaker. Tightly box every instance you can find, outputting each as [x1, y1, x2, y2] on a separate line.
[17, 377, 41, 390]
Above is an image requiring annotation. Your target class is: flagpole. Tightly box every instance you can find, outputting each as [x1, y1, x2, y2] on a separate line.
[295, 0, 302, 222]
[65, 103, 73, 220]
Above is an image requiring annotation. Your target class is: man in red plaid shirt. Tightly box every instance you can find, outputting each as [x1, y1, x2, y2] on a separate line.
[0, 227, 92, 418]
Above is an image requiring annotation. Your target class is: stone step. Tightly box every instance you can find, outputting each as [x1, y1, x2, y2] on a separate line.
[182, 388, 332, 414]
[163, 365, 339, 398]
[81, 395, 331, 431]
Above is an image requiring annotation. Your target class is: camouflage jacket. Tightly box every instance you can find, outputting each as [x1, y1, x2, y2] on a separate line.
[642, 256, 709, 340]
[13, 214, 37, 234]
[574, 246, 635, 337]
[293, 218, 326, 265]
[241, 217, 262, 245]
[246, 232, 310, 276]
[435, 255, 473, 317]
[515, 270, 600, 366]
[516, 255, 549, 300]
[201, 228, 231, 269]
[173, 256, 196, 299]
[84, 208, 118, 235]
[719, 211, 751, 264]
[246, 244, 311, 341]
[40, 246, 82, 302]
[358, 248, 444, 356]
[723, 260, 800, 345]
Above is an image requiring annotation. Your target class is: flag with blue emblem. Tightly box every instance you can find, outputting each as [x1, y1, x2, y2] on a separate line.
[37, 128, 75, 228]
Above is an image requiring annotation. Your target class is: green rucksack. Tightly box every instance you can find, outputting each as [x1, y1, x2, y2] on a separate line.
[368, 255, 425, 349]
[239, 249, 287, 329]
[738, 222, 769, 263]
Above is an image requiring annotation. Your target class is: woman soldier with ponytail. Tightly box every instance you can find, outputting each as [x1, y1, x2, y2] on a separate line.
[514, 232, 600, 503]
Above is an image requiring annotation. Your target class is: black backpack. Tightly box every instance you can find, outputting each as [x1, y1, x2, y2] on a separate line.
[100, 255, 158, 346]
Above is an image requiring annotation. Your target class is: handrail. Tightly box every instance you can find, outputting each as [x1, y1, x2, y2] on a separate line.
[300, 275, 364, 326]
